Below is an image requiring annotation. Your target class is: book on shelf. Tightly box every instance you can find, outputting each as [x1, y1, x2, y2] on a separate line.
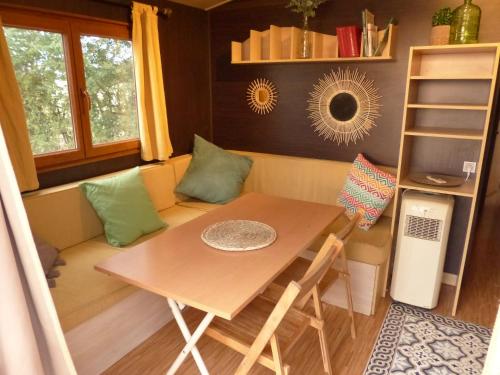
[366, 23, 378, 57]
[362, 9, 375, 57]
[337, 26, 362, 57]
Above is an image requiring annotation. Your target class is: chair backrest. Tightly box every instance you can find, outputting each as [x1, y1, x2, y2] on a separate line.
[295, 234, 343, 308]
[336, 211, 363, 243]
[235, 236, 344, 374]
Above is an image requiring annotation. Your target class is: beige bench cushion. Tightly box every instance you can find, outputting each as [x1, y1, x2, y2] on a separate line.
[176, 196, 391, 266]
[236, 151, 396, 218]
[52, 205, 206, 332]
[169, 151, 396, 218]
[309, 215, 392, 266]
[177, 199, 225, 212]
[23, 163, 177, 250]
[51, 241, 137, 332]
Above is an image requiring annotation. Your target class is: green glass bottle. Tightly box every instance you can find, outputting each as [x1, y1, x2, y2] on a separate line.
[449, 0, 481, 44]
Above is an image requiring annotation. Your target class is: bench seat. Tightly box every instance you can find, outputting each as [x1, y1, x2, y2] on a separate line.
[23, 151, 396, 374]
[311, 215, 392, 266]
[176, 199, 221, 212]
[52, 204, 207, 332]
[52, 242, 137, 332]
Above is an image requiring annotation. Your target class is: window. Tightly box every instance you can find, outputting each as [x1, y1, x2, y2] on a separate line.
[5, 27, 76, 155]
[1, 8, 140, 170]
[81, 36, 139, 145]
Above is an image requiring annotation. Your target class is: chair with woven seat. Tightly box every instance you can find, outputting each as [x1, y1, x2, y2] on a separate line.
[204, 234, 350, 375]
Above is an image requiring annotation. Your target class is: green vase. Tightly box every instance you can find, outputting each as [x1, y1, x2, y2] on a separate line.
[449, 0, 481, 44]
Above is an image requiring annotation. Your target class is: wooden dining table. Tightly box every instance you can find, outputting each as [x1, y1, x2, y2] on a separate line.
[95, 192, 344, 374]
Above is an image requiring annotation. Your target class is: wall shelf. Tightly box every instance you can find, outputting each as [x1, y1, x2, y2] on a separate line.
[231, 56, 393, 65]
[404, 127, 484, 140]
[398, 176, 475, 197]
[231, 24, 396, 64]
[410, 75, 493, 80]
[407, 103, 489, 110]
[412, 43, 499, 54]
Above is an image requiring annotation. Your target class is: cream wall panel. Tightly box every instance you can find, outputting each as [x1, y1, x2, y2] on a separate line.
[169, 151, 396, 217]
[22, 163, 177, 249]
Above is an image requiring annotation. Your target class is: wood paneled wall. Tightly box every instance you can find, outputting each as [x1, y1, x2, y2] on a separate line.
[1, 0, 211, 187]
[209, 0, 500, 274]
[209, 0, 500, 166]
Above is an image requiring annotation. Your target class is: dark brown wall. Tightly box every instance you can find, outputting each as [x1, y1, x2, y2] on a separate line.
[209, 0, 500, 275]
[209, 0, 500, 166]
[1, 0, 211, 187]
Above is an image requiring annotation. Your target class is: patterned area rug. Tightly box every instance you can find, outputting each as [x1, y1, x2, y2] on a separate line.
[364, 303, 492, 375]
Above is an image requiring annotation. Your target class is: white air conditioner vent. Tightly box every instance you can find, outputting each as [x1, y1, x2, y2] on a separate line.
[404, 215, 442, 242]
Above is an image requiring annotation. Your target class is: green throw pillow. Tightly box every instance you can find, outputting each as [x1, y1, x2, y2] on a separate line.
[175, 135, 253, 203]
[80, 167, 166, 247]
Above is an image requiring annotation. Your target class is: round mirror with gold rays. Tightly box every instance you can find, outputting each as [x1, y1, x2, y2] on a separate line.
[247, 78, 278, 115]
[307, 68, 381, 145]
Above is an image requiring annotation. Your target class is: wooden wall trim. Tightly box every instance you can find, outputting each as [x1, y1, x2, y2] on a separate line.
[0, 2, 129, 25]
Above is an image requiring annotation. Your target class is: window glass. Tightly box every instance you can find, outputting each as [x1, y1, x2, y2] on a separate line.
[81, 36, 139, 145]
[4, 27, 76, 155]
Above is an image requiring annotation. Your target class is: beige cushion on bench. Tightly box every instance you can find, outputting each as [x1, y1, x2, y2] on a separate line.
[52, 205, 207, 332]
[176, 196, 391, 267]
[170, 152, 395, 217]
[51, 240, 137, 332]
[309, 215, 392, 266]
[176, 199, 221, 212]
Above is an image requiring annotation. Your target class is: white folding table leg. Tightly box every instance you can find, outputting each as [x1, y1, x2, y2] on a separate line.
[166, 298, 215, 375]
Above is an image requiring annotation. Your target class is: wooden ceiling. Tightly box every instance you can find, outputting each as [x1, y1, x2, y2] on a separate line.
[168, 0, 231, 10]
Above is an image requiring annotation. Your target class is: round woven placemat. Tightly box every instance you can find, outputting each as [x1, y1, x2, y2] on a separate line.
[201, 220, 277, 252]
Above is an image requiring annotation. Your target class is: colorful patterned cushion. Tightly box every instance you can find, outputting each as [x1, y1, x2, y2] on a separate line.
[337, 154, 396, 230]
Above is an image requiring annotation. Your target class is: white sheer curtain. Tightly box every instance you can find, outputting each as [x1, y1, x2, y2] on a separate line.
[0, 124, 75, 374]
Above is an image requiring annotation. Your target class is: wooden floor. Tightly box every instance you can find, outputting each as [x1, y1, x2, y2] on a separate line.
[104, 198, 500, 375]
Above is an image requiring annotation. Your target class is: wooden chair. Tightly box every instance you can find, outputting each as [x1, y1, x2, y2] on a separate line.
[268, 212, 361, 339]
[204, 234, 347, 374]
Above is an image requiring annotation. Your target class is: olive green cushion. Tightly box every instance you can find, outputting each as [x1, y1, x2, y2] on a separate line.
[80, 167, 166, 247]
[175, 135, 253, 203]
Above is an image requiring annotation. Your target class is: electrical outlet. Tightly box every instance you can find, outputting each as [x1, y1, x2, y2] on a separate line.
[463, 161, 477, 173]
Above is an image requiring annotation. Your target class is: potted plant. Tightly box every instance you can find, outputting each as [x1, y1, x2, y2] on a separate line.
[287, 0, 327, 58]
[431, 7, 453, 45]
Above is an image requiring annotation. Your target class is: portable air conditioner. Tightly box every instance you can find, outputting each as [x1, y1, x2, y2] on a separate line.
[391, 190, 454, 309]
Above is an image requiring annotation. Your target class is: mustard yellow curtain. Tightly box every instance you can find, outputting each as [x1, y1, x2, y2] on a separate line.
[0, 18, 39, 192]
[132, 2, 173, 161]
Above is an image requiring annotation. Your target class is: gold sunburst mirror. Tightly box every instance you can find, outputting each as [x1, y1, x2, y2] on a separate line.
[307, 68, 381, 145]
[247, 78, 278, 115]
